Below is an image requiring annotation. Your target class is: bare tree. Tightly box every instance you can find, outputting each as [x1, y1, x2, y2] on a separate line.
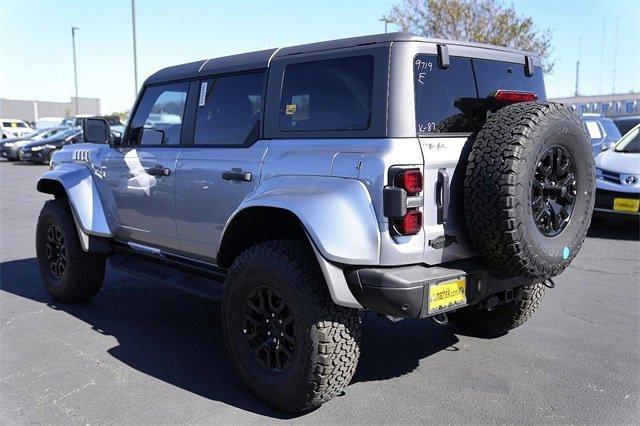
[386, 0, 554, 71]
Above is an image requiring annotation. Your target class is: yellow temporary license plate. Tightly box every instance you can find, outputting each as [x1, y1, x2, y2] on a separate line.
[613, 198, 640, 213]
[427, 277, 467, 315]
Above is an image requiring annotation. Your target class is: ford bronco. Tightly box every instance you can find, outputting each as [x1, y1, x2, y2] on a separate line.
[35, 33, 595, 412]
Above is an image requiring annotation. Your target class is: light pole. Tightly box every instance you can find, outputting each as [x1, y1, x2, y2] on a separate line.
[71, 26, 79, 115]
[131, 0, 139, 97]
[379, 17, 393, 34]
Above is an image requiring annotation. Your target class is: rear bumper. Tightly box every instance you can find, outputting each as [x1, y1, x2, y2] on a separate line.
[346, 260, 534, 319]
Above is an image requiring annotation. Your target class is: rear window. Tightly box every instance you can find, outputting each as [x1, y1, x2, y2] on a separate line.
[279, 56, 374, 132]
[414, 54, 546, 134]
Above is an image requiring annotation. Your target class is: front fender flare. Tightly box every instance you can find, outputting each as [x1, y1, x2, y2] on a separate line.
[229, 175, 381, 265]
[37, 163, 112, 238]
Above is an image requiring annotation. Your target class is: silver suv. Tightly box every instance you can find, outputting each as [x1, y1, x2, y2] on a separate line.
[35, 33, 595, 412]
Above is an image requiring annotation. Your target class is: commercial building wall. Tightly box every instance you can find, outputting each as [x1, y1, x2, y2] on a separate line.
[551, 93, 639, 118]
[0, 97, 101, 122]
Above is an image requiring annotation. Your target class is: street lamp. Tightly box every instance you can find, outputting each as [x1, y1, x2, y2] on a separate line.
[379, 17, 393, 34]
[131, 0, 139, 97]
[71, 26, 79, 115]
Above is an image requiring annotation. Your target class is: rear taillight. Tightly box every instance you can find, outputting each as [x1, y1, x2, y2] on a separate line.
[493, 90, 538, 102]
[384, 167, 424, 236]
[394, 210, 422, 235]
[394, 169, 423, 195]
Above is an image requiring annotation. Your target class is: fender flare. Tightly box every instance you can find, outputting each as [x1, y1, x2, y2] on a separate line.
[229, 175, 381, 265]
[223, 176, 382, 308]
[37, 163, 112, 247]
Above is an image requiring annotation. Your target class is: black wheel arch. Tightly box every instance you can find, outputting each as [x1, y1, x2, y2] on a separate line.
[217, 207, 308, 269]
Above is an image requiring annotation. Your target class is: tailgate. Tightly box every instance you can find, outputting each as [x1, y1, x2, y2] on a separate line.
[420, 135, 475, 265]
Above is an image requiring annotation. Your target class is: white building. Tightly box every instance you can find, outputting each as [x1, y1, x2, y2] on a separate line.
[0, 97, 101, 122]
[550, 93, 639, 118]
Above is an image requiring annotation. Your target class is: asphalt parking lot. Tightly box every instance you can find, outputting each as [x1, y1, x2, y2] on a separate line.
[0, 159, 638, 424]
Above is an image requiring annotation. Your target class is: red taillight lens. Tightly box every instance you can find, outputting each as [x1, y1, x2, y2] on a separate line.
[394, 210, 422, 235]
[493, 90, 538, 102]
[394, 169, 423, 195]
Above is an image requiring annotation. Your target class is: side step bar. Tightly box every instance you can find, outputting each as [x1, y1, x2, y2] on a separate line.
[109, 242, 227, 300]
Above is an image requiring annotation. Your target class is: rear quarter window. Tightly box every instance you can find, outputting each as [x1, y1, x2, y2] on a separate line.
[279, 56, 374, 132]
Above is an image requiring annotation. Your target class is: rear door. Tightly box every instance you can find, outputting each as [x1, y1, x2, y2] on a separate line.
[413, 53, 546, 264]
[104, 81, 190, 249]
[175, 71, 268, 262]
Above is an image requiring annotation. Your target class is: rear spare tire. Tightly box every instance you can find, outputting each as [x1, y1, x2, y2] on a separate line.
[464, 102, 595, 279]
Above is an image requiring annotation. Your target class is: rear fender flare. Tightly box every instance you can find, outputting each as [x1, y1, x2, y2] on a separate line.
[230, 175, 381, 265]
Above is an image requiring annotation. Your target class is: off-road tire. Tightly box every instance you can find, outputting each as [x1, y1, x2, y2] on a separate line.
[465, 102, 595, 279]
[221, 240, 361, 412]
[449, 282, 546, 337]
[36, 198, 106, 302]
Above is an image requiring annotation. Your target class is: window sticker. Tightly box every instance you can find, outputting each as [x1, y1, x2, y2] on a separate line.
[199, 81, 208, 107]
[585, 121, 602, 139]
[285, 104, 297, 115]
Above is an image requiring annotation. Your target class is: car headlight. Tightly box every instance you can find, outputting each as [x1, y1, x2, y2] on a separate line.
[31, 145, 45, 151]
[4, 142, 15, 147]
[595, 168, 604, 179]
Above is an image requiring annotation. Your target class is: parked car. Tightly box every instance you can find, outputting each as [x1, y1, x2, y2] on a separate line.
[581, 113, 621, 155]
[593, 124, 640, 224]
[35, 117, 64, 130]
[613, 115, 640, 136]
[1, 127, 71, 161]
[0, 128, 47, 151]
[35, 33, 595, 412]
[18, 128, 82, 164]
[1, 119, 33, 139]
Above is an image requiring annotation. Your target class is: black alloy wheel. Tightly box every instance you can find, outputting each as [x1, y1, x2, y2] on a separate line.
[243, 286, 296, 372]
[45, 224, 67, 279]
[531, 146, 577, 237]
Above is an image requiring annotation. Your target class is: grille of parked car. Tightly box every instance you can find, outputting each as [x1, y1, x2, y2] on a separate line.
[601, 169, 621, 184]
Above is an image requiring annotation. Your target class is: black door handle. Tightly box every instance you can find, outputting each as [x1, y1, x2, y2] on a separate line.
[222, 170, 252, 182]
[146, 165, 171, 176]
[436, 168, 449, 224]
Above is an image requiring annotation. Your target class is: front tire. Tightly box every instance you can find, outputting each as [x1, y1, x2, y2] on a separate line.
[449, 282, 546, 337]
[36, 198, 106, 302]
[222, 240, 361, 412]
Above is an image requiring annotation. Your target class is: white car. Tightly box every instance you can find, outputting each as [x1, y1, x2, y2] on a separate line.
[0, 119, 33, 139]
[35, 117, 64, 130]
[594, 124, 640, 221]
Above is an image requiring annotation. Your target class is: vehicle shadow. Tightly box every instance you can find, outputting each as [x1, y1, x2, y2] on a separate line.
[0, 257, 457, 418]
[588, 217, 640, 241]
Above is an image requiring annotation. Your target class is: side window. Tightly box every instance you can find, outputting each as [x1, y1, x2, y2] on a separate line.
[194, 72, 265, 146]
[279, 56, 374, 132]
[127, 82, 189, 146]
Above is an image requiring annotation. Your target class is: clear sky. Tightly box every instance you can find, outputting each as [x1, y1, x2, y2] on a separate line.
[1, 0, 639, 114]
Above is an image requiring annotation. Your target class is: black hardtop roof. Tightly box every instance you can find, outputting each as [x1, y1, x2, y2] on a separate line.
[145, 32, 539, 85]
